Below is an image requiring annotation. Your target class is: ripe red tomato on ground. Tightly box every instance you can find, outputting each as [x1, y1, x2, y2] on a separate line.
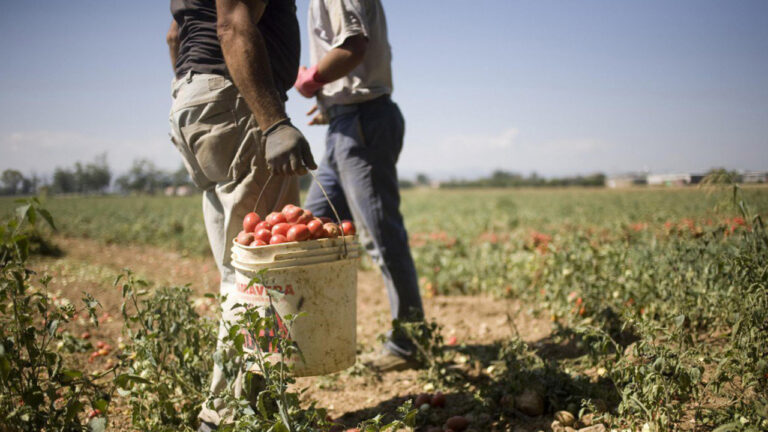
[266, 212, 287, 226]
[445, 416, 469, 431]
[431, 392, 446, 408]
[414, 393, 431, 408]
[242, 212, 261, 233]
[272, 222, 292, 237]
[341, 220, 356, 235]
[269, 234, 288, 245]
[236, 231, 255, 245]
[287, 224, 310, 242]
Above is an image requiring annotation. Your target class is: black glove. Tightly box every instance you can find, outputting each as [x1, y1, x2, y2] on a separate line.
[262, 118, 317, 176]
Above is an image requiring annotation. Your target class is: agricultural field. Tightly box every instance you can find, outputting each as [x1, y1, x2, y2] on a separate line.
[1, 185, 767, 431]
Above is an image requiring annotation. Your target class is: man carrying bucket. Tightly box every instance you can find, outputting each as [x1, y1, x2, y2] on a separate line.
[166, 0, 315, 429]
[295, 0, 425, 372]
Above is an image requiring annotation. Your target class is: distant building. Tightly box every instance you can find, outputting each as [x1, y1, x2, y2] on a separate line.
[163, 185, 196, 196]
[647, 173, 704, 186]
[606, 174, 647, 188]
[742, 171, 768, 183]
[175, 185, 195, 196]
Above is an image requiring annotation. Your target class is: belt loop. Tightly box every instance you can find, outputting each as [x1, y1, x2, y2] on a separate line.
[186, 71, 194, 84]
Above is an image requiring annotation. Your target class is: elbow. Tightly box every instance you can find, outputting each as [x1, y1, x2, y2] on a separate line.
[166, 29, 179, 48]
[216, 19, 235, 45]
[344, 35, 368, 63]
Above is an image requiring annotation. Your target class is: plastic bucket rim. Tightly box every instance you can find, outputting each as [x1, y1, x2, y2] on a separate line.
[232, 234, 357, 251]
[231, 254, 360, 273]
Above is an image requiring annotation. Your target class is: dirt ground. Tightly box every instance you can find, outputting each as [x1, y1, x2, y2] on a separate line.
[31, 236, 554, 431]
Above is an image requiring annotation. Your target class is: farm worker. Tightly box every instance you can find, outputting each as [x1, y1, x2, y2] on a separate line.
[166, 0, 315, 429]
[295, 0, 425, 372]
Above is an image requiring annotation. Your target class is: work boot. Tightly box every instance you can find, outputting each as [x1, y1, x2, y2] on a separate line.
[362, 348, 421, 373]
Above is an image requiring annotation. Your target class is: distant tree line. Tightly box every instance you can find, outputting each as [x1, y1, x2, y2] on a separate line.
[51, 154, 111, 194]
[0, 169, 39, 195]
[114, 159, 193, 194]
[437, 170, 606, 188]
[0, 155, 195, 196]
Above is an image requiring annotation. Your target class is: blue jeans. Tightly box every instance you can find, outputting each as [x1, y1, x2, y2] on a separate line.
[304, 96, 424, 357]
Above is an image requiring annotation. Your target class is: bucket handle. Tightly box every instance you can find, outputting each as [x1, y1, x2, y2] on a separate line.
[253, 172, 349, 259]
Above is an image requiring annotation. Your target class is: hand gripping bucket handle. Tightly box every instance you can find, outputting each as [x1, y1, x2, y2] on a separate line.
[253, 171, 349, 258]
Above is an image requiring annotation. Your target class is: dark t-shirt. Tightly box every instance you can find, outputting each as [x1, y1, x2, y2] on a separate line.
[170, 0, 300, 100]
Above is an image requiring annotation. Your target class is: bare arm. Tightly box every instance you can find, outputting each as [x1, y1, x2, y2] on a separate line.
[166, 20, 180, 74]
[315, 34, 368, 82]
[215, 0, 287, 131]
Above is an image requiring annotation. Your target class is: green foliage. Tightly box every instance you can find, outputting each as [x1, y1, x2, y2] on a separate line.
[0, 198, 113, 431]
[1, 187, 767, 430]
[115, 270, 218, 431]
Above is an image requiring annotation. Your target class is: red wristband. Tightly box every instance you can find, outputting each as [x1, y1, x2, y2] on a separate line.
[294, 64, 327, 98]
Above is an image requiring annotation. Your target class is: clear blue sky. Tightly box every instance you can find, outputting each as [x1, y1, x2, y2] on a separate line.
[1, 0, 767, 180]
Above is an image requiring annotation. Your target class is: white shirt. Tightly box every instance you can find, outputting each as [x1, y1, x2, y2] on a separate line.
[308, 0, 393, 109]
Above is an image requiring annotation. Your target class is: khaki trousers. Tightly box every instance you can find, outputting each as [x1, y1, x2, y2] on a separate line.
[169, 72, 299, 425]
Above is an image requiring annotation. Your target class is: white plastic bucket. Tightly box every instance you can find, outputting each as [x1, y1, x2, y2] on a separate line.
[226, 236, 359, 377]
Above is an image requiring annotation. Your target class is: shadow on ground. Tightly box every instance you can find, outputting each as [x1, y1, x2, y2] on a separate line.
[333, 337, 623, 431]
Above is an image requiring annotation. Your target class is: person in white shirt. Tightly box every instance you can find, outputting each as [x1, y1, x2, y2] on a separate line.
[295, 0, 425, 372]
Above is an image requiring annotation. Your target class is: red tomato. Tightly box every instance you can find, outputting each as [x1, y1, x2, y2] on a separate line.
[272, 222, 292, 237]
[250, 239, 267, 246]
[296, 209, 314, 224]
[307, 219, 324, 239]
[430, 392, 446, 408]
[266, 212, 287, 226]
[414, 393, 431, 408]
[445, 416, 469, 431]
[255, 228, 272, 244]
[242, 212, 261, 233]
[269, 234, 288, 245]
[283, 206, 304, 223]
[88, 409, 102, 419]
[255, 220, 272, 232]
[287, 224, 310, 242]
[80, 331, 91, 340]
[319, 216, 333, 224]
[323, 223, 341, 238]
[236, 231, 255, 245]
[296, 214, 313, 225]
[282, 204, 298, 213]
[341, 220, 356, 235]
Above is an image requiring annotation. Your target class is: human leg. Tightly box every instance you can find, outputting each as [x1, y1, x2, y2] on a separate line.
[329, 100, 424, 357]
[303, 135, 352, 221]
[169, 73, 298, 426]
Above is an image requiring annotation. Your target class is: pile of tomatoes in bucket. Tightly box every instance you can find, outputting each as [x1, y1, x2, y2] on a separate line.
[235, 204, 356, 247]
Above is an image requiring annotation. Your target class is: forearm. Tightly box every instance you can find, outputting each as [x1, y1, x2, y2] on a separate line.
[167, 21, 180, 74]
[218, 18, 286, 130]
[315, 36, 367, 83]
[316, 47, 363, 82]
